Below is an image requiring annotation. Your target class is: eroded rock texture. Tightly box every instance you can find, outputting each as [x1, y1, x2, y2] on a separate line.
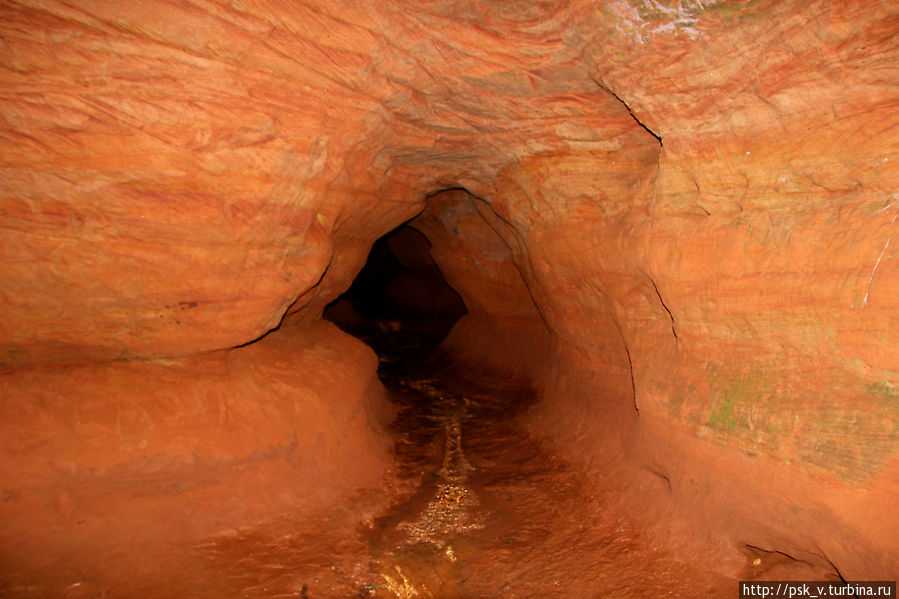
[1, 0, 897, 594]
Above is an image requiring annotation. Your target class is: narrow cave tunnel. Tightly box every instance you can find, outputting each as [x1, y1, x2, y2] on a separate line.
[317, 189, 854, 594]
[324, 223, 467, 358]
[1, 1, 897, 598]
[320, 199, 651, 596]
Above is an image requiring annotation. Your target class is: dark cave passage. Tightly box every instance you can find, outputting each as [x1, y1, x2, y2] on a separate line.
[316, 200, 847, 597]
[324, 224, 466, 358]
[320, 219, 738, 596]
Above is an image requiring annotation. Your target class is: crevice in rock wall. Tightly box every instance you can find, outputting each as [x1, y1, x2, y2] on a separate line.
[233, 253, 334, 349]
[623, 335, 639, 414]
[647, 275, 678, 341]
[738, 543, 845, 583]
[745, 544, 814, 568]
[823, 555, 848, 585]
[590, 77, 662, 146]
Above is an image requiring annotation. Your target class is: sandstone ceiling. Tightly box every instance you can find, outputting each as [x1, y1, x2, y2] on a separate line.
[3, 0, 894, 365]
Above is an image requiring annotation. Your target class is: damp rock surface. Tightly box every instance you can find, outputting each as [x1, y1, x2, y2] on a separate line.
[362, 330, 736, 598]
[1, 0, 897, 592]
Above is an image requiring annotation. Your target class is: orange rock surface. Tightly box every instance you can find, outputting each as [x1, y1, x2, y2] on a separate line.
[1, 0, 897, 594]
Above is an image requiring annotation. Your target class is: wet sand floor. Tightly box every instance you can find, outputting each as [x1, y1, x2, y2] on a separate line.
[361, 328, 732, 598]
[197, 327, 733, 598]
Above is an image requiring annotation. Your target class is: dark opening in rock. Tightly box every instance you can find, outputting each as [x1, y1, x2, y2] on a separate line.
[325, 224, 466, 354]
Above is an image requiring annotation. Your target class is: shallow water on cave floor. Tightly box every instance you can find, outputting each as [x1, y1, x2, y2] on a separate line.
[353, 324, 732, 598]
[194, 322, 734, 599]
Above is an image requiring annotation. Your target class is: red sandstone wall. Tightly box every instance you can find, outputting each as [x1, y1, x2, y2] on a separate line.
[410, 190, 554, 380]
[0, 321, 394, 594]
[1, 0, 897, 588]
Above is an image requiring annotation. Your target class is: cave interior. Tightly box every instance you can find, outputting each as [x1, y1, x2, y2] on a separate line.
[0, 0, 897, 597]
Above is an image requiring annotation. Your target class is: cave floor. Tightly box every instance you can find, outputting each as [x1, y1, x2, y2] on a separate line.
[354, 324, 733, 598]
[169, 321, 834, 599]
[179, 323, 739, 598]
[0, 319, 837, 599]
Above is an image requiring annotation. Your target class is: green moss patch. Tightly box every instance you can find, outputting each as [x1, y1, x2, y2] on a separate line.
[707, 372, 764, 434]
